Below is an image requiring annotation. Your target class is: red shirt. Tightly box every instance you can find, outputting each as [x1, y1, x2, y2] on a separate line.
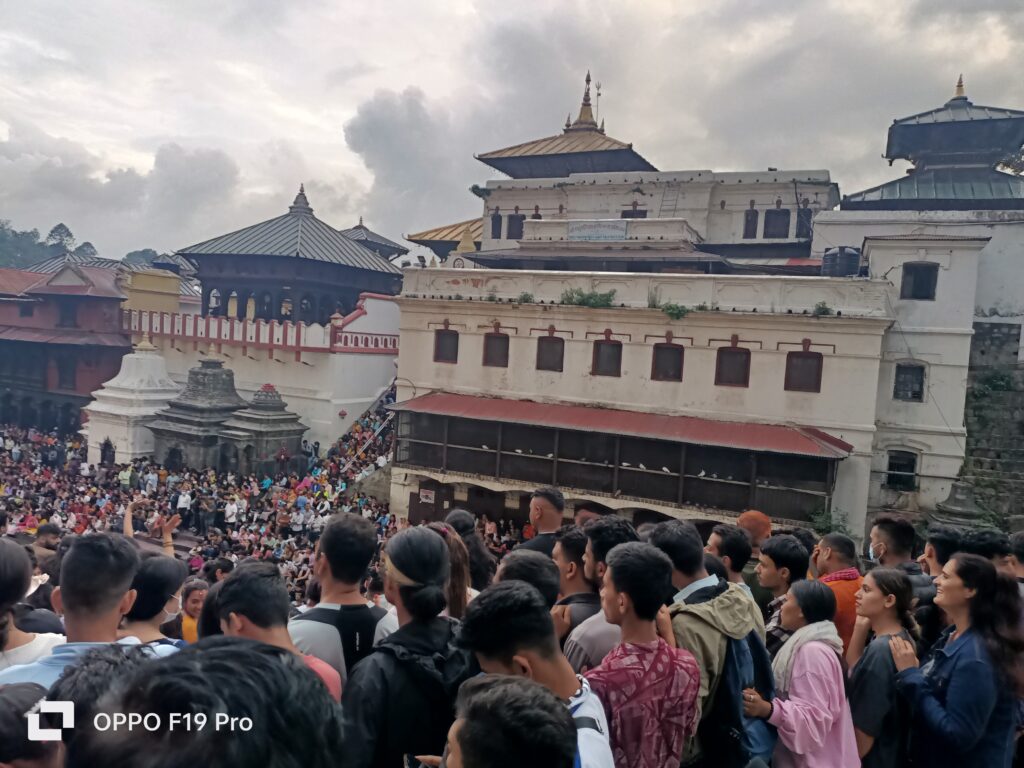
[586, 638, 700, 768]
[302, 654, 342, 702]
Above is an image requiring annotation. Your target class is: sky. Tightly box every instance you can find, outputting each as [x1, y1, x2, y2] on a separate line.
[1, 0, 1022, 258]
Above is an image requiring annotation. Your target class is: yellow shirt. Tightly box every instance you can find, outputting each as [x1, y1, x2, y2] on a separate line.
[182, 614, 199, 644]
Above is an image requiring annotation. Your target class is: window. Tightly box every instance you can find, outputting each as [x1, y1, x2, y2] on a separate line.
[715, 347, 751, 387]
[763, 208, 791, 238]
[506, 214, 526, 240]
[57, 356, 76, 389]
[490, 212, 503, 239]
[592, 340, 622, 377]
[900, 263, 938, 300]
[784, 351, 823, 392]
[886, 450, 918, 491]
[19, 304, 33, 317]
[651, 343, 684, 382]
[57, 301, 78, 328]
[620, 209, 648, 219]
[796, 206, 813, 239]
[483, 333, 509, 368]
[894, 363, 925, 402]
[742, 205, 759, 239]
[434, 329, 459, 363]
[536, 336, 564, 372]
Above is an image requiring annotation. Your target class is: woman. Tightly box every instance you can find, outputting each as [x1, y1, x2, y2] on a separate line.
[180, 579, 210, 644]
[890, 552, 1024, 768]
[120, 552, 189, 651]
[341, 527, 476, 768]
[743, 580, 859, 768]
[847, 568, 918, 767]
[0, 540, 64, 670]
[445, 509, 496, 592]
[426, 521, 476, 619]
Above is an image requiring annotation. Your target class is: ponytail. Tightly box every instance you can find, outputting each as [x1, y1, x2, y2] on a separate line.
[866, 567, 921, 642]
[0, 540, 32, 652]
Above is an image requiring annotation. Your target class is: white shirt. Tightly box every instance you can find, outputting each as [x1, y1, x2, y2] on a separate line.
[0, 633, 66, 671]
[569, 676, 615, 768]
[224, 502, 238, 523]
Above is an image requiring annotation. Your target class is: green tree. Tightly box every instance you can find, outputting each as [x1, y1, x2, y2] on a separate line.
[73, 241, 98, 258]
[45, 223, 76, 252]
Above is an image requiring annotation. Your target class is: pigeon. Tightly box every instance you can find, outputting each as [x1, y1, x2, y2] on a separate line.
[711, 473, 718, 479]
[546, 453, 553, 458]
[638, 463, 647, 470]
[697, 470, 706, 478]
[621, 462, 631, 467]
[481, 445, 489, 450]
[662, 467, 671, 474]
[514, 449, 523, 454]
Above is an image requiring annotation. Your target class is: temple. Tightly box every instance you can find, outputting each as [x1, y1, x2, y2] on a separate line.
[179, 186, 402, 324]
[842, 76, 1024, 210]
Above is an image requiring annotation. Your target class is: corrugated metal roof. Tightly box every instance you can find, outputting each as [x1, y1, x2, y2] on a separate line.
[340, 222, 408, 255]
[0, 325, 130, 347]
[479, 129, 634, 159]
[407, 218, 483, 245]
[893, 97, 1024, 126]
[843, 167, 1024, 205]
[28, 253, 131, 273]
[390, 392, 853, 459]
[0, 268, 46, 296]
[177, 189, 401, 275]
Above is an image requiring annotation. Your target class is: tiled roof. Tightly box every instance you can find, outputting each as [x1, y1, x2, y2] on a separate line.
[177, 187, 401, 275]
[406, 218, 483, 245]
[26, 265, 125, 299]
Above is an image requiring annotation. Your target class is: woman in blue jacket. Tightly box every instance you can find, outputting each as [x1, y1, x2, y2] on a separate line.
[889, 552, 1024, 768]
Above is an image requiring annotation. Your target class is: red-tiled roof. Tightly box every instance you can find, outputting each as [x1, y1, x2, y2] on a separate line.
[0, 326, 130, 347]
[25, 266, 125, 299]
[0, 268, 46, 296]
[391, 392, 853, 459]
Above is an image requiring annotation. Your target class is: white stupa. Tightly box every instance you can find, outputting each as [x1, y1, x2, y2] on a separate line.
[82, 335, 181, 465]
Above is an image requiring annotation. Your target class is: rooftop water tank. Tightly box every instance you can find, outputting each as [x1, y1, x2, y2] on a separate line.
[821, 246, 862, 277]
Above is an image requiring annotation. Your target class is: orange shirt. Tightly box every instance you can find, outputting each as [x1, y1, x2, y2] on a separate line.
[182, 613, 199, 644]
[821, 572, 863, 652]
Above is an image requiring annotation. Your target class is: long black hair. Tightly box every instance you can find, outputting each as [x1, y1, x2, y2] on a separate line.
[0, 539, 31, 651]
[125, 553, 189, 622]
[865, 567, 920, 641]
[951, 552, 1024, 695]
[385, 526, 449, 622]
[445, 509, 496, 591]
[790, 579, 837, 624]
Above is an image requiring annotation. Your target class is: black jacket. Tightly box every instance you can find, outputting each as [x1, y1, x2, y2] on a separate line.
[896, 560, 936, 606]
[341, 616, 477, 768]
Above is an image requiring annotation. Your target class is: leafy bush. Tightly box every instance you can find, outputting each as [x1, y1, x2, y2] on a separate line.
[517, 292, 534, 304]
[812, 301, 834, 316]
[561, 288, 617, 308]
[661, 302, 690, 320]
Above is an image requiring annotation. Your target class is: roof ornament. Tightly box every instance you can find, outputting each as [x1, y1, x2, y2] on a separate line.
[565, 70, 598, 132]
[359, 215, 364, 227]
[954, 73, 965, 99]
[289, 184, 313, 215]
[454, 225, 477, 254]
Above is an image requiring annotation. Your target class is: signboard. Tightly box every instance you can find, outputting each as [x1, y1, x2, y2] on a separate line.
[419, 489, 435, 504]
[567, 220, 628, 242]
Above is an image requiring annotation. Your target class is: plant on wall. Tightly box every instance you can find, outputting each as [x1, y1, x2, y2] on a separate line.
[561, 288, 617, 308]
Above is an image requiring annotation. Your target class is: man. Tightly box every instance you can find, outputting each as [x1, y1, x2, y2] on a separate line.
[444, 675, 577, 768]
[587, 542, 700, 768]
[755, 534, 808, 658]
[495, 549, 561, 608]
[649, 519, 770, 768]
[869, 514, 935, 605]
[458, 581, 614, 768]
[560, 516, 639, 673]
[918, 524, 960, 578]
[811, 532, 862, 652]
[200, 556, 234, 583]
[573, 502, 610, 529]
[1010, 531, 1024, 595]
[705, 523, 753, 594]
[736, 510, 774, 616]
[218, 562, 341, 701]
[961, 527, 1015, 576]
[290, 513, 384, 679]
[0, 534, 142, 687]
[515, 487, 566, 558]
[31, 523, 61, 570]
[66, 637, 344, 768]
[552, 526, 601, 635]
[0, 682, 63, 768]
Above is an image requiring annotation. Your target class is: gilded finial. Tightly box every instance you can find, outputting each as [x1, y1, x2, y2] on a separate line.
[566, 71, 598, 131]
[954, 74, 965, 98]
[455, 225, 477, 254]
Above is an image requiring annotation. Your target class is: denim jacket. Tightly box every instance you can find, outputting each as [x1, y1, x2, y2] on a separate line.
[896, 626, 1016, 768]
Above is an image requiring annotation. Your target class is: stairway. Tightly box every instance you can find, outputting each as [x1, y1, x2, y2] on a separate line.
[658, 185, 679, 218]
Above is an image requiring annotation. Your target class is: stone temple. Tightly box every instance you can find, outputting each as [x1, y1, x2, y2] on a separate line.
[147, 354, 306, 474]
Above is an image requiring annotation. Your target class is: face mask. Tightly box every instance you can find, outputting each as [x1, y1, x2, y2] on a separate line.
[868, 544, 880, 562]
[164, 595, 182, 622]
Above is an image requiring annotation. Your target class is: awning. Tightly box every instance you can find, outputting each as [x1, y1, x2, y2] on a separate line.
[390, 392, 853, 460]
[0, 326, 131, 347]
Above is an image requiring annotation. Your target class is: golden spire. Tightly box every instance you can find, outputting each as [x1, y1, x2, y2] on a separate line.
[954, 73, 965, 98]
[566, 70, 598, 132]
[135, 332, 156, 352]
[455, 225, 477, 254]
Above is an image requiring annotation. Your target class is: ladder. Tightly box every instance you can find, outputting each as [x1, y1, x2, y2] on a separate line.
[658, 184, 680, 218]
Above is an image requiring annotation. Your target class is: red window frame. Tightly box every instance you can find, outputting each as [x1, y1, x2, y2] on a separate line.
[715, 347, 751, 387]
[784, 351, 823, 393]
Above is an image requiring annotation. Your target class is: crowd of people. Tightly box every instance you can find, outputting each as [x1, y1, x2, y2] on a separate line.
[1, 403, 1024, 767]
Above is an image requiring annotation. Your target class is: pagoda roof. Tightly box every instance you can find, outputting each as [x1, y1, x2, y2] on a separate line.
[177, 187, 401, 275]
[842, 166, 1024, 210]
[407, 218, 483, 246]
[476, 72, 657, 178]
[339, 218, 409, 257]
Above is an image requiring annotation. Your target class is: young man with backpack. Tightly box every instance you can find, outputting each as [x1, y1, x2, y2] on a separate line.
[289, 513, 385, 679]
[649, 520, 774, 768]
[458, 580, 614, 768]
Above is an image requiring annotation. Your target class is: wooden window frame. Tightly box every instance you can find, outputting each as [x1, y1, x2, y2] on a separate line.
[784, 351, 823, 393]
[433, 329, 459, 364]
[762, 208, 792, 239]
[893, 363, 925, 402]
[591, 339, 623, 377]
[714, 347, 751, 388]
[536, 336, 564, 373]
[482, 332, 510, 368]
[651, 343, 684, 382]
[900, 262, 939, 301]
[885, 450, 918, 491]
